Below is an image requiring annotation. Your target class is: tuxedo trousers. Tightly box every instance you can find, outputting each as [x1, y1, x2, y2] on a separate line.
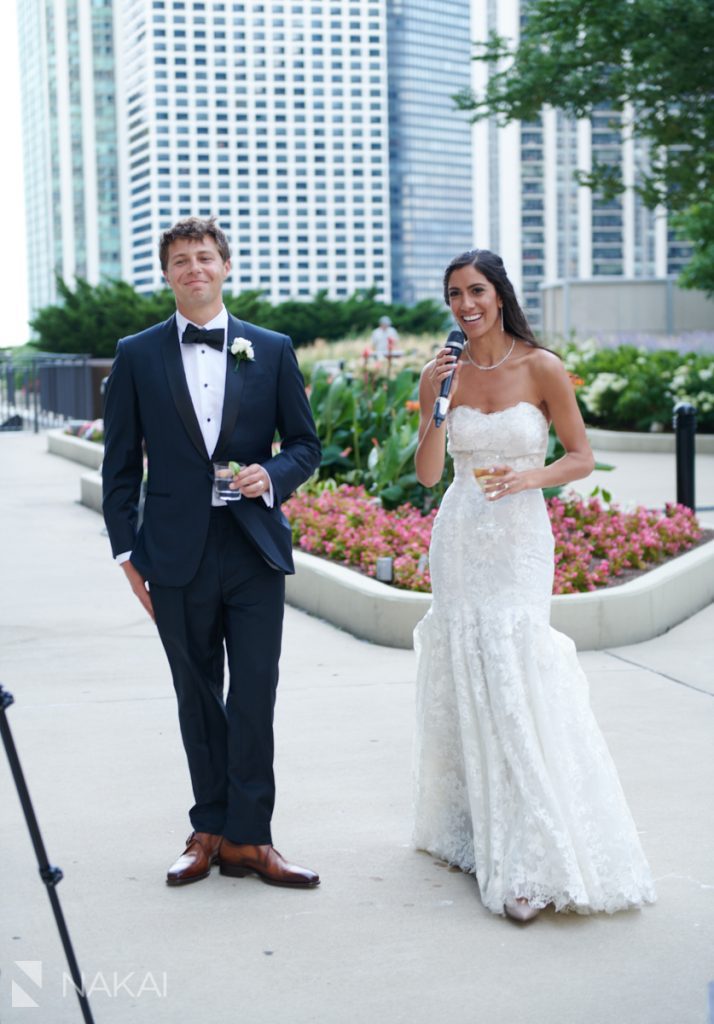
[150, 506, 285, 844]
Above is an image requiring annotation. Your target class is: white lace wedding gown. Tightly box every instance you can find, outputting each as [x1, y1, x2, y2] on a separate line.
[413, 402, 656, 915]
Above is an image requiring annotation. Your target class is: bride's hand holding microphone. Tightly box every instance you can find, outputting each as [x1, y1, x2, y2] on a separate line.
[430, 330, 466, 428]
[416, 330, 465, 487]
[430, 345, 462, 397]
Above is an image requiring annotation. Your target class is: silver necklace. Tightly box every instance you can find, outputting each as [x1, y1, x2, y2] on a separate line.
[462, 336, 516, 371]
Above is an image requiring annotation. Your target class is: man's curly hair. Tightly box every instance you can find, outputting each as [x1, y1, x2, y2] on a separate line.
[159, 216, 231, 271]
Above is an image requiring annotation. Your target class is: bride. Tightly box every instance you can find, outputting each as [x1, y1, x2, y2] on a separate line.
[413, 249, 656, 922]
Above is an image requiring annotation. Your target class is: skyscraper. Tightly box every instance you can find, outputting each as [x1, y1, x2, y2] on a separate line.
[18, 0, 692, 330]
[470, 0, 689, 331]
[386, 0, 474, 305]
[19, 0, 393, 311]
[18, 0, 121, 315]
[119, 0, 391, 301]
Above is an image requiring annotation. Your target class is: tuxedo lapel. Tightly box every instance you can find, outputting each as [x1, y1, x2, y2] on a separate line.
[215, 315, 249, 455]
[160, 315, 210, 460]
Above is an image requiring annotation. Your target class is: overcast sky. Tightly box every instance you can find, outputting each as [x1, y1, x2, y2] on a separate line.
[2, 2, 30, 349]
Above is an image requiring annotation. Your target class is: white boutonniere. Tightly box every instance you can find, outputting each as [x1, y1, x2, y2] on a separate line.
[230, 337, 255, 371]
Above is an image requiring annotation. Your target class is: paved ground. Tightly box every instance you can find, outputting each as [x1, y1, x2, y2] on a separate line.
[573, 444, 714, 513]
[0, 430, 713, 1024]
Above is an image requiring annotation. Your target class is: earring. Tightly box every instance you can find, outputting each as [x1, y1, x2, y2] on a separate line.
[500, 307, 504, 332]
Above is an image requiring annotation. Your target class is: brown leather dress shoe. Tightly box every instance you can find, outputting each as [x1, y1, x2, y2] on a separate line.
[218, 841, 320, 888]
[166, 831, 222, 887]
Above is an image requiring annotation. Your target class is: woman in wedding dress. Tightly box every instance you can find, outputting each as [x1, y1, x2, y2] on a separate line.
[413, 249, 656, 922]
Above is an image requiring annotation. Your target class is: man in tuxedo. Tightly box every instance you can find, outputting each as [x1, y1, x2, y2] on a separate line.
[102, 217, 321, 888]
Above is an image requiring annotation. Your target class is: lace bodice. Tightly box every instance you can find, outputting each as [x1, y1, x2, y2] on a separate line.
[447, 401, 549, 476]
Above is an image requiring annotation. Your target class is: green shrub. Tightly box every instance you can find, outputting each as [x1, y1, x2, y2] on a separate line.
[30, 279, 447, 357]
[308, 366, 451, 510]
[306, 365, 595, 511]
[561, 341, 714, 432]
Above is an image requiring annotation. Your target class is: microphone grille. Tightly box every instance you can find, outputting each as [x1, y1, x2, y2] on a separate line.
[446, 329, 465, 352]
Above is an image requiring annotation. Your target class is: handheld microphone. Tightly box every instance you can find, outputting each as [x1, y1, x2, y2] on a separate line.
[433, 330, 465, 428]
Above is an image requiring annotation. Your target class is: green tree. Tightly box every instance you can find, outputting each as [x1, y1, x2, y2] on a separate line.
[30, 278, 447, 357]
[30, 277, 175, 357]
[455, 0, 714, 292]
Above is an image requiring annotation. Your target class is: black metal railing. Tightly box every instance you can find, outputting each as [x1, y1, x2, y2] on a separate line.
[0, 352, 94, 433]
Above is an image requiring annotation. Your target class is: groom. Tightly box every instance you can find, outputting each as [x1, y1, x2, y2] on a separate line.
[102, 217, 321, 888]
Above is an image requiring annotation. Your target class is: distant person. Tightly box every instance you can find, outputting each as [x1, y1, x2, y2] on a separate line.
[413, 248, 656, 922]
[371, 315, 400, 359]
[102, 217, 321, 890]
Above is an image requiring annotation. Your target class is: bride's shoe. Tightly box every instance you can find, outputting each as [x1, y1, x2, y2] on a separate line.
[504, 897, 540, 922]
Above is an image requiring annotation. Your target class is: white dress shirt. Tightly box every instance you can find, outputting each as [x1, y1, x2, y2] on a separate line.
[176, 306, 229, 490]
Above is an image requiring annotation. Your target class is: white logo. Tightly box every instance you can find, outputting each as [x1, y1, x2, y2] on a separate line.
[63, 971, 168, 999]
[11, 960, 43, 1008]
[5, 960, 167, 1007]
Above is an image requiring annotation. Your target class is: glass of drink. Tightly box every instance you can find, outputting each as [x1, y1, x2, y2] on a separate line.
[472, 465, 506, 495]
[472, 455, 506, 531]
[213, 461, 244, 502]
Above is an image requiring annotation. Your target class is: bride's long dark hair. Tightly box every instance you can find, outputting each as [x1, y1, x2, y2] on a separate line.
[443, 249, 540, 348]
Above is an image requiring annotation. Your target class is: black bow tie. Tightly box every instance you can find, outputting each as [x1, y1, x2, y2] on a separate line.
[181, 323, 224, 352]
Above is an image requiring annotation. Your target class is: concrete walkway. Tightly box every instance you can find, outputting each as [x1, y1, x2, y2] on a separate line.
[574, 443, 714, 513]
[1, 430, 713, 1024]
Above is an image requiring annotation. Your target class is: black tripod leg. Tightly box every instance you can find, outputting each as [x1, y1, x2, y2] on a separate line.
[0, 686, 96, 1023]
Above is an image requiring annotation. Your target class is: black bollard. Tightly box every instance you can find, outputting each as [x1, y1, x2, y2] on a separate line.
[673, 402, 696, 511]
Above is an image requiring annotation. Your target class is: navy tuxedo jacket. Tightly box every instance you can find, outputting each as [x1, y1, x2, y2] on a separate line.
[102, 313, 320, 586]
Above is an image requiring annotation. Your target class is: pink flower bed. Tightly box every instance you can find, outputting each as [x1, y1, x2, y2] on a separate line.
[286, 485, 436, 592]
[64, 418, 104, 442]
[549, 494, 701, 593]
[284, 485, 702, 595]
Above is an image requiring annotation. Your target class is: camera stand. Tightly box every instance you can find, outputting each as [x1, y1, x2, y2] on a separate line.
[0, 684, 95, 1023]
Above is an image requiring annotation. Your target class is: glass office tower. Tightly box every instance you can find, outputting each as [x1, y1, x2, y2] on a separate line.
[386, 0, 474, 306]
[472, 0, 689, 331]
[18, 0, 691, 321]
[18, 0, 120, 314]
[120, 0, 392, 302]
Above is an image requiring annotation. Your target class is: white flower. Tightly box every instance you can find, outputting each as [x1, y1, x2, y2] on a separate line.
[578, 338, 599, 360]
[579, 372, 628, 415]
[230, 337, 255, 362]
[671, 367, 689, 391]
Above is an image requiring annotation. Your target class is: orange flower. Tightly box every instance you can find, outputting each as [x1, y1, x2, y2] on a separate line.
[568, 373, 585, 388]
[405, 400, 420, 412]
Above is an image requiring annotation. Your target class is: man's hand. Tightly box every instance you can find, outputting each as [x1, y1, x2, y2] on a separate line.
[233, 463, 272, 500]
[121, 561, 155, 622]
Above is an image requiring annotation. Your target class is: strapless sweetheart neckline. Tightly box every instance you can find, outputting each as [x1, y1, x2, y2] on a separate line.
[450, 400, 549, 425]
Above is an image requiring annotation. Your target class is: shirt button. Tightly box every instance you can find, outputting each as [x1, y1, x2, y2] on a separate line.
[204, 383, 208, 388]
[207, 417, 211, 422]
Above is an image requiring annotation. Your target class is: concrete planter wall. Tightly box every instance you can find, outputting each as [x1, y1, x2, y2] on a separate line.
[53, 430, 714, 651]
[286, 552, 432, 650]
[586, 427, 714, 454]
[47, 429, 104, 469]
[80, 470, 103, 513]
[286, 544, 714, 651]
[50, 425, 714, 463]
